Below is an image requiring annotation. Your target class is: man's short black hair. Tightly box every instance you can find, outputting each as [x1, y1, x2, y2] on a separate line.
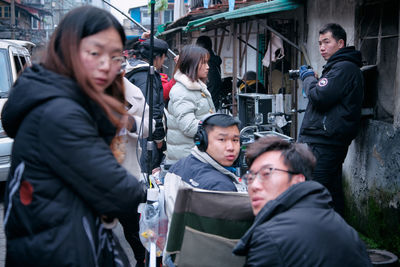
[242, 71, 257, 81]
[196, 35, 213, 52]
[124, 37, 140, 50]
[245, 136, 316, 180]
[319, 23, 347, 46]
[124, 37, 141, 58]
[203, 114, 241, 134]
[139, 39, 169, 60]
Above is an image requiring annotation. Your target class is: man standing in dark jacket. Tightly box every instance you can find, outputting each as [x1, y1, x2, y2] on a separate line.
[125, 39, 169, 172]
[196, 36, 222, 110]
[233, 136, 372, 267]
[298, 23, 364, 215]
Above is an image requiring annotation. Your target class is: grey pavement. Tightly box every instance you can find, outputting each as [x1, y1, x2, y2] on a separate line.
[0, 203, 4, 267]
[0, 203, 137, 267]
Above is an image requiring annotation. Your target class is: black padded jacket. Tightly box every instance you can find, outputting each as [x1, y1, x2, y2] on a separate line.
[125, 59, 165, 141]
[233, 181, 372, 267]
[299, 46, 363, 146]
[2, 64, 145, 266]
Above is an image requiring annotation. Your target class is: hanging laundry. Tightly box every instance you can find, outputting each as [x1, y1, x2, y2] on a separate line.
[262, 33, 285, 67]
[275, 94, 287, 128]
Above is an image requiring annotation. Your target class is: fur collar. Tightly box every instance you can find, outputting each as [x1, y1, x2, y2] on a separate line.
[174, 70, 207, 91]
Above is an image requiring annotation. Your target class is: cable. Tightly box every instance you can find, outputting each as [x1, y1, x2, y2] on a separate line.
[101, 0, 176, 58]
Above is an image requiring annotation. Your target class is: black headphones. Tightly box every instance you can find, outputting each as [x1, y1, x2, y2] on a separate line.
[194, 113, 241, 152]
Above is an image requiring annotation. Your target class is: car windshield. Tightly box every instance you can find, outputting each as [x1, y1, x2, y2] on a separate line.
[0, 48, 12, 98]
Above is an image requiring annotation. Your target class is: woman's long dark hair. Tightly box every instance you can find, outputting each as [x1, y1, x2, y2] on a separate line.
[43, 6, 126, 126]
[174, 45, 209, 82]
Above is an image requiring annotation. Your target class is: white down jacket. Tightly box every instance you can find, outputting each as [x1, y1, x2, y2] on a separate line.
[165, 71, 215, 164]
[121, 78, 154, 179]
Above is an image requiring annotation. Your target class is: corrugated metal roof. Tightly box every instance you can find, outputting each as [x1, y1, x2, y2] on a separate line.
[184, 0, 301, 32]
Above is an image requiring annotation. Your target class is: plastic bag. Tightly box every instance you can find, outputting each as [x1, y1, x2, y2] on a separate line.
[138, 187, 168, 257]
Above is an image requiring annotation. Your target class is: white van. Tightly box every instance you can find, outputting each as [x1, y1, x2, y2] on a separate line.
[0, 39, 34, 181]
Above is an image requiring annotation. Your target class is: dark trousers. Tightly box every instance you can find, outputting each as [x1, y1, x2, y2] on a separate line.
[308, 143, 349, 216]
[119, 212, 145, 267]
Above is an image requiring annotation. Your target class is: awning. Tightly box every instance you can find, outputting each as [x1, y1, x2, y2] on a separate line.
[184, 0, 301, 32]
[157, 26, 185, 37]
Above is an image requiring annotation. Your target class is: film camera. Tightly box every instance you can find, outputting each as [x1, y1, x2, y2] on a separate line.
[288, 65, 312, 80]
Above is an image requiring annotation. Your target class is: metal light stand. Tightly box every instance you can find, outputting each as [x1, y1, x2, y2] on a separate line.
[146, 1, 156, 266]
[146, 0, 155, 179]
[102, 1, 166, 266]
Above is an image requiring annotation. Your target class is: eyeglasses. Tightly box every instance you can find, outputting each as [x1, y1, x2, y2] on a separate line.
[85, 50, 126, 69]
[242, 165, 298, 185]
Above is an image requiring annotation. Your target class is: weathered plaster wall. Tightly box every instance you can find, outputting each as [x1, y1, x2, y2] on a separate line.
[395, 11, 400, 129]
[303, 0, 400, 255]
[344, 121, 400, 254]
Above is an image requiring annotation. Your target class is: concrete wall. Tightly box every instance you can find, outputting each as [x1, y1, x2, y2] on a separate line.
[304, 0, 400, 255]
[395, 12, 400, 129]
[344, 120, 400, 254]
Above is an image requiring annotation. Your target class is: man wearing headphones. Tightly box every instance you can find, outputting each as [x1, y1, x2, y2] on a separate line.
[164, 113, 247, 219]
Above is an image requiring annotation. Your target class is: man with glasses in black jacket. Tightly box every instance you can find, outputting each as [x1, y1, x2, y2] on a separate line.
[233, 136, 372, 267]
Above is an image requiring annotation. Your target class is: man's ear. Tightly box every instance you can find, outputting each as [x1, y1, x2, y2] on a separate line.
[338, 39, 345, 48]
[290, 173, 306, 185]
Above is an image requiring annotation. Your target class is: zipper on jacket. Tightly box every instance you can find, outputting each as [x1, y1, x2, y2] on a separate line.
[322, 115, 327, 131]
[3, 161, 25, 229]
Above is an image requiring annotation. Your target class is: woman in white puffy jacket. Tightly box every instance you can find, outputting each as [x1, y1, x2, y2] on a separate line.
[166, 45, 215, 165]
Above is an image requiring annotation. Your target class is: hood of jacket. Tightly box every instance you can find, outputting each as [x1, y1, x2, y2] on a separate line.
[174, 70, 207, 91]
[209, 51, 222, 67]
[2, 64, 90, 138]
[125, 58, 149, 74]
[191, 146, 247, 192]
[233, 181, 332, 255]
[323, 46, 362, 71]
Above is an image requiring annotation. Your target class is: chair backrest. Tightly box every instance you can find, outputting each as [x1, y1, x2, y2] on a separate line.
[166, 187, 254, 267]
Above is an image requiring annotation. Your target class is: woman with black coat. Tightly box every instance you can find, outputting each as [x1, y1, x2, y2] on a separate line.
[2, 6, 146, 266]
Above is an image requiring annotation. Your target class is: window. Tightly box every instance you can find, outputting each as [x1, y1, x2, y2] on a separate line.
[0, 49, 12, 94]
[357, 0, 399, 122]
[13, 55, 23, 76]
[4, 6, 10, 18]
[32, 17, 38, 29]
[163, 10, 173, 24]
[0, 6, 18, 19]
[140, 7, 159, 27]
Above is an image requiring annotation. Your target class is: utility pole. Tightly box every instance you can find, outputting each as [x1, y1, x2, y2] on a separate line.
[10, 0, 15, 39]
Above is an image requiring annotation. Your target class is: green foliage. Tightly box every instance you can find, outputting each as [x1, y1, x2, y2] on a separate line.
[358, 232, 380, 249]
[148, 0, 168, 12]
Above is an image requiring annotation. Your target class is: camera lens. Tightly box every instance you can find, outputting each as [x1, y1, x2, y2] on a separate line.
[288, 69, 300, 80]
